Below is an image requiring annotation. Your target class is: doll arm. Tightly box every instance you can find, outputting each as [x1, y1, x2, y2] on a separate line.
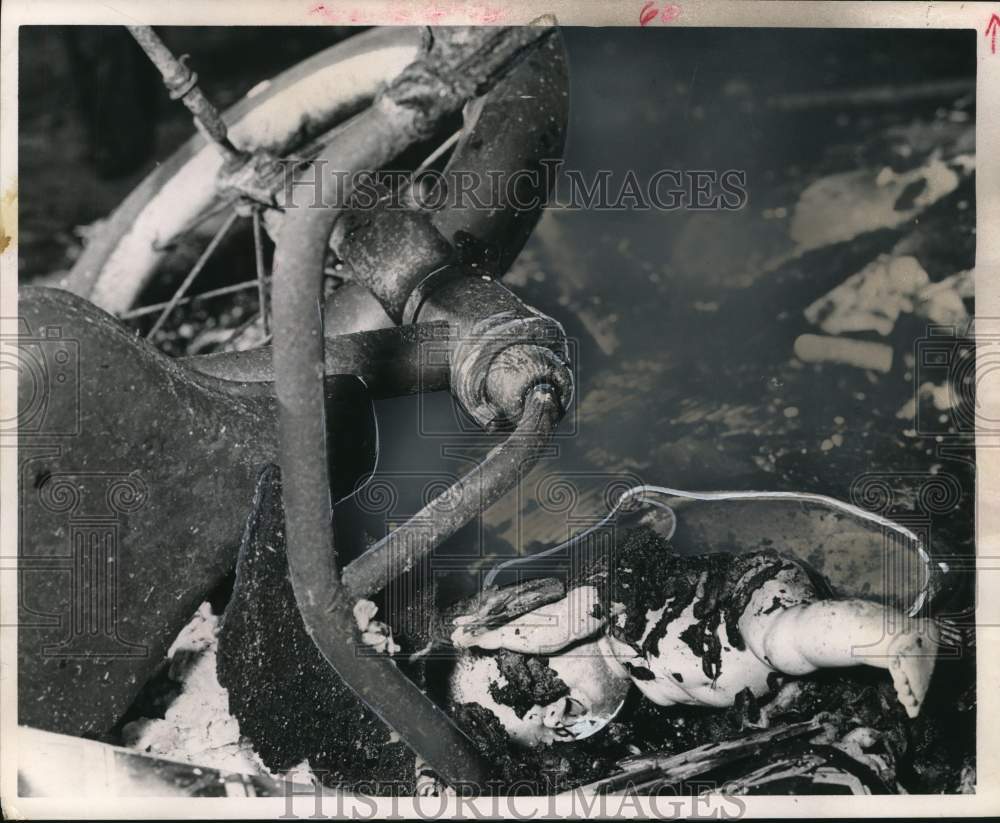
[451, 585, 604, 654]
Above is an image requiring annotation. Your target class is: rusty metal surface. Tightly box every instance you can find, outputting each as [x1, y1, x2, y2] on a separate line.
[181, 321, 453, 398]
[431, 32, 568, 277]
[334, 209, 457, 325]
[418, 276, 573, 428]
[16, 286, 376, 736]
[127, 26, 244, 169]
[334, 208, 574, 427]
[343, 386, 561, 600]
[269, 26, 565, 787]
[321, 27, 568, 335]
[13, 24, 976, 794]
[62, 27, 424, 308]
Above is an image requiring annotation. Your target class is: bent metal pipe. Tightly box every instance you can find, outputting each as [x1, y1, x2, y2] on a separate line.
[270, 24, 564, 789]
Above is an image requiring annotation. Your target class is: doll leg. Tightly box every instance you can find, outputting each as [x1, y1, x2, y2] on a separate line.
[743, 597, 939, 718]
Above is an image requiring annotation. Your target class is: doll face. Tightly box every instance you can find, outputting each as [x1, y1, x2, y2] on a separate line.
[450, 637, 631, 747]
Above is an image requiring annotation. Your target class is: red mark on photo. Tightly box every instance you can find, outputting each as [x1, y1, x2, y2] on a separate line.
[439, 2, 506, 24]
[309, 3, 332, 18]
[987, 13, 1000, 54]
[640, 2, 683, 27]
[478, 7, 506, 24]
[661, 3, 682, 23]
[311, 0, 505, 25]
[308, 3, 362, 23]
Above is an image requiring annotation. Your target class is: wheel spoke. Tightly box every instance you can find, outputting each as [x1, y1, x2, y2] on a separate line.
[146, 210, 240, 339]
[136, 101, 458, 344]
[400, 129, 462, 207]
[151, 198, 237, 252]
[222, 310, 263, 351]
[121, 276, 271, 320]
[414, 128, 461, 175]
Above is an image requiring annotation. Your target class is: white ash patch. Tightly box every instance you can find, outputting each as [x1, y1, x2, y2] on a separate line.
[896, 381, 958, 421]
[793, 334, 893, 373]
[121, 602, 273, 778]
[804, 255, 969, 338]
[789, 156, 963, 253]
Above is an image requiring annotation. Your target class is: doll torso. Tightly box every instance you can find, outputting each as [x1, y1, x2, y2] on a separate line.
[582, 538, 826, 707]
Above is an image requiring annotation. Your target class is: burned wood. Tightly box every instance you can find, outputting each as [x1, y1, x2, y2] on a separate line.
[571, 718, 831, 795]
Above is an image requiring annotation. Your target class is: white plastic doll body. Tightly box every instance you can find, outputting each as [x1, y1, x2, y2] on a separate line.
[450, 545, 938, 745]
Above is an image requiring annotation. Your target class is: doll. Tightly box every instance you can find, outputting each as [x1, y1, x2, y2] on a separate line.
[449, 529, 938, 746]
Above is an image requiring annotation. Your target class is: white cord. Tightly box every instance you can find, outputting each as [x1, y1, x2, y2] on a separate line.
[484, 484, 941, 616]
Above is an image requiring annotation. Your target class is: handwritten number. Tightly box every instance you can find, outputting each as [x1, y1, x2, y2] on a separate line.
[661, 3, 682, 23]
[640, 2, 682, 27]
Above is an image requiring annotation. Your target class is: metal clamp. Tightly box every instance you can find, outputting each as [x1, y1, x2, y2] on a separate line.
[449, 311, 573, 429]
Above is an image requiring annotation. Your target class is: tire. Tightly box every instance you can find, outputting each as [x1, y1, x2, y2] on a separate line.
[63, 27, 423, 315]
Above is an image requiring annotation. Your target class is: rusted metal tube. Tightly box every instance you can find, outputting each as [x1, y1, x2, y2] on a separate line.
[418, 276, 574, 429]
[181, 321, 452, 398]
[332, 210, 457, 325]
[270, 25, 557, 789]
[343, 385, 561, 599]
[334, 212, 574, 428]
[127, 26, 244, 169]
